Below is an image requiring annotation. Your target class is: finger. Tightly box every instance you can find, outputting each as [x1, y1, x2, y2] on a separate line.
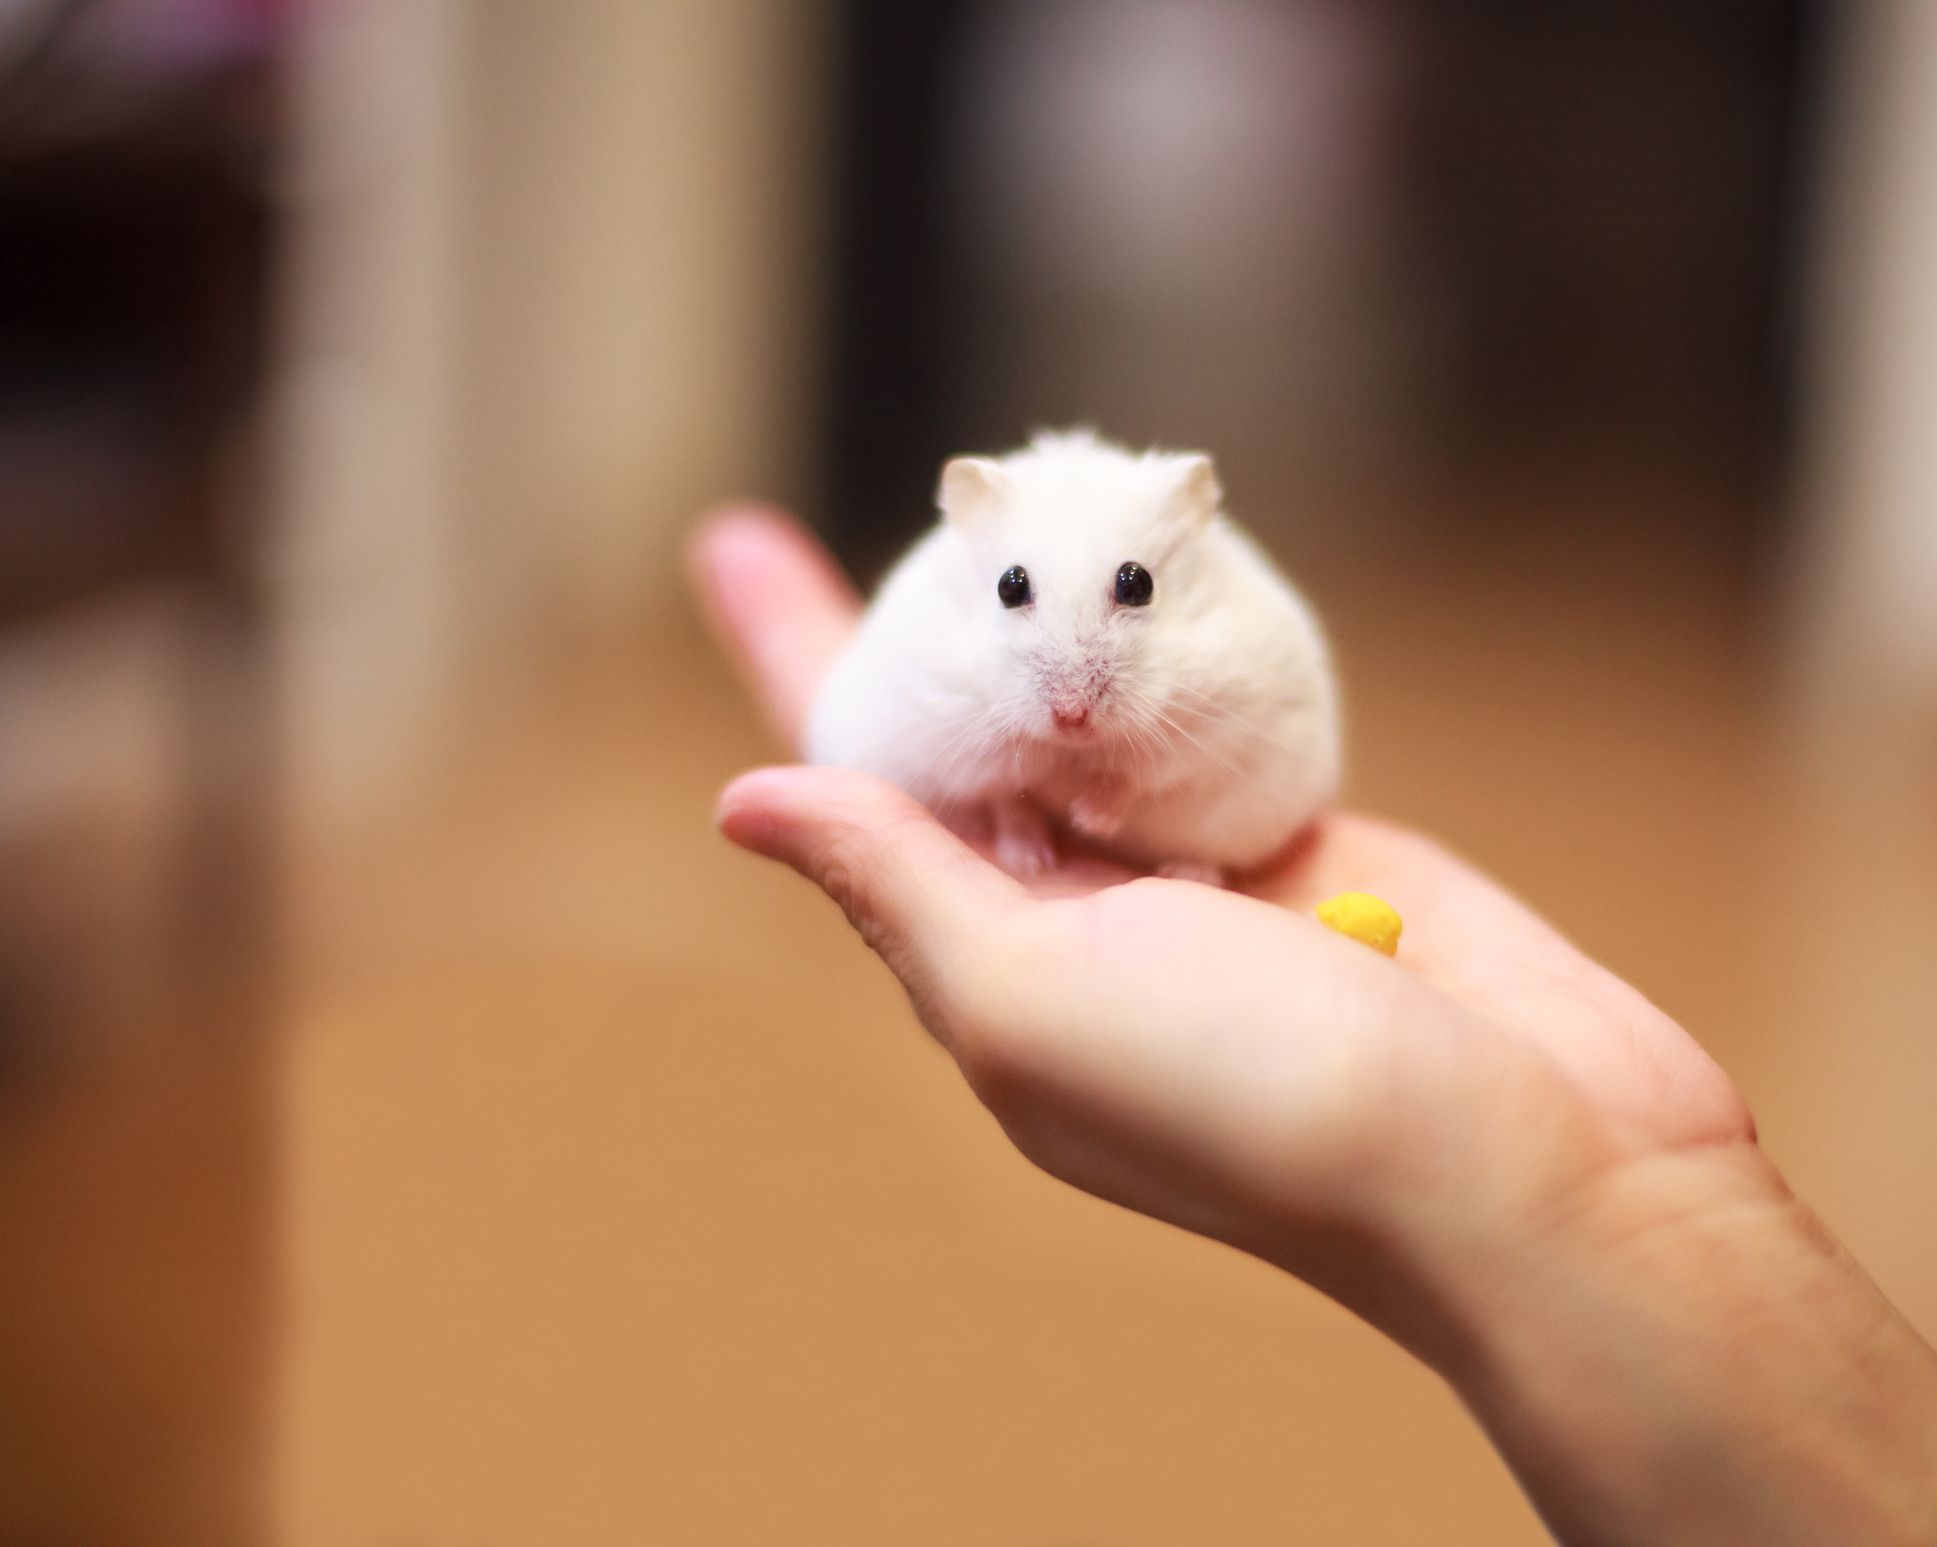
[716, 765, 1026, 1032]
[1250, 811, 1574, 957]
[689, 505, 860, 750]
[1252, 811, 1671, 1049]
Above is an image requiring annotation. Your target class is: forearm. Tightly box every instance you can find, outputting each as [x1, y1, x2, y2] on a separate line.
[1424, 1142, 1937, 1547]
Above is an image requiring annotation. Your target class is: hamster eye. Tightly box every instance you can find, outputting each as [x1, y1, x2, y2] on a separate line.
[997, 565, 1032, 608]
[1115, 561, 1154, 607]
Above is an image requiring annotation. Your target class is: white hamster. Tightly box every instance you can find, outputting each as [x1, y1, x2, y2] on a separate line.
[807, 430, 1341, 881]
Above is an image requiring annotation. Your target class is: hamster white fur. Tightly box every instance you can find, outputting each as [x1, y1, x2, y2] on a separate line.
[807, 430, 1341, 881]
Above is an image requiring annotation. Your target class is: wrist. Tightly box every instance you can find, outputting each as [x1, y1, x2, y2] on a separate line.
[1420, 1139, 1937, 1547]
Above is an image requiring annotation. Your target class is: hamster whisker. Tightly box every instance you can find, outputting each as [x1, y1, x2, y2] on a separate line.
[1116, 686, 1243, 779]
[1161, 683, 1319, 758]
[905, 711, 989, 785]
[1112, 707, 1164, 782]
[1119, 691, 1178, 757]
[1137, 700, 1245, 779]
[902, 703, 1007, 799]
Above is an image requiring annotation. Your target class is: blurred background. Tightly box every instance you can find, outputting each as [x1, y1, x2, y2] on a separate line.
[2, 1, 1934, 1542]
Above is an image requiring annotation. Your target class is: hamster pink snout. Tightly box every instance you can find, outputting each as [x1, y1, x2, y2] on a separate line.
[807, 430, 1342, 882]
[1043, 661, 1108, 732]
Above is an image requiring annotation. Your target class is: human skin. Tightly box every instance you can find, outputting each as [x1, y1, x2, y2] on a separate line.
[691, 505, 1937, 1546]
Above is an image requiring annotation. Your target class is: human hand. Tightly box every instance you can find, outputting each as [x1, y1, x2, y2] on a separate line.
[690, 505, 1749, 1298]
[693, 506, 1937, 1547]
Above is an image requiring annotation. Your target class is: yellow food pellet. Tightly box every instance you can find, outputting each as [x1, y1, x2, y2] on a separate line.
[1316, 891, 1403, 957]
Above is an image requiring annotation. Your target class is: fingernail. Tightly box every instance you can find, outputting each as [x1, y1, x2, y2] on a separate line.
[714, 788, 766, 851]
[717, 803, 774, 853]
[694, 506, 781, 575]
[714, 767, 797, 850]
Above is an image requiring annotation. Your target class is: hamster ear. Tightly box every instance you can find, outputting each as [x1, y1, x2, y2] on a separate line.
[1166, 454, 1222, 526]
[937, 456, 1007, 528]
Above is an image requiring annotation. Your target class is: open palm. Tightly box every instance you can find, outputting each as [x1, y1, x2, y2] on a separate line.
[694, 506, 1753, 1344]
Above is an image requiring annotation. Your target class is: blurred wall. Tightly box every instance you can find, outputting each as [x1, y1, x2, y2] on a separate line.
[819, 0, 1808, 573]
[1757, 0, 1937, 1338]
[1790, 0, 1937, 734]
[454, 1, 829, 637]
[271, 0, 831, 819]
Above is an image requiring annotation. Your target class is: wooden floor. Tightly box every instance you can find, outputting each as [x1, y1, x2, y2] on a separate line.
[4, 515, 1935, 1545]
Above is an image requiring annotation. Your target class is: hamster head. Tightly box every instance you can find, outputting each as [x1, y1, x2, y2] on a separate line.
[936, 429, 1224, 744]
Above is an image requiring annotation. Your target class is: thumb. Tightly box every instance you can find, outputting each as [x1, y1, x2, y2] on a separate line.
[716, 766, 1024, 1031]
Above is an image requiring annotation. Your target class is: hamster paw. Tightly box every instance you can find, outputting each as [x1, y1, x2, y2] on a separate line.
[1157, 859, 1226, 888]
[1067, 788, 1128, 840]
[990, 799, 1057, 878]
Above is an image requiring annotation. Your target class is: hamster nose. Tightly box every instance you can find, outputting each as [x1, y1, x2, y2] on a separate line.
[1052, 702, 1091, 731]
